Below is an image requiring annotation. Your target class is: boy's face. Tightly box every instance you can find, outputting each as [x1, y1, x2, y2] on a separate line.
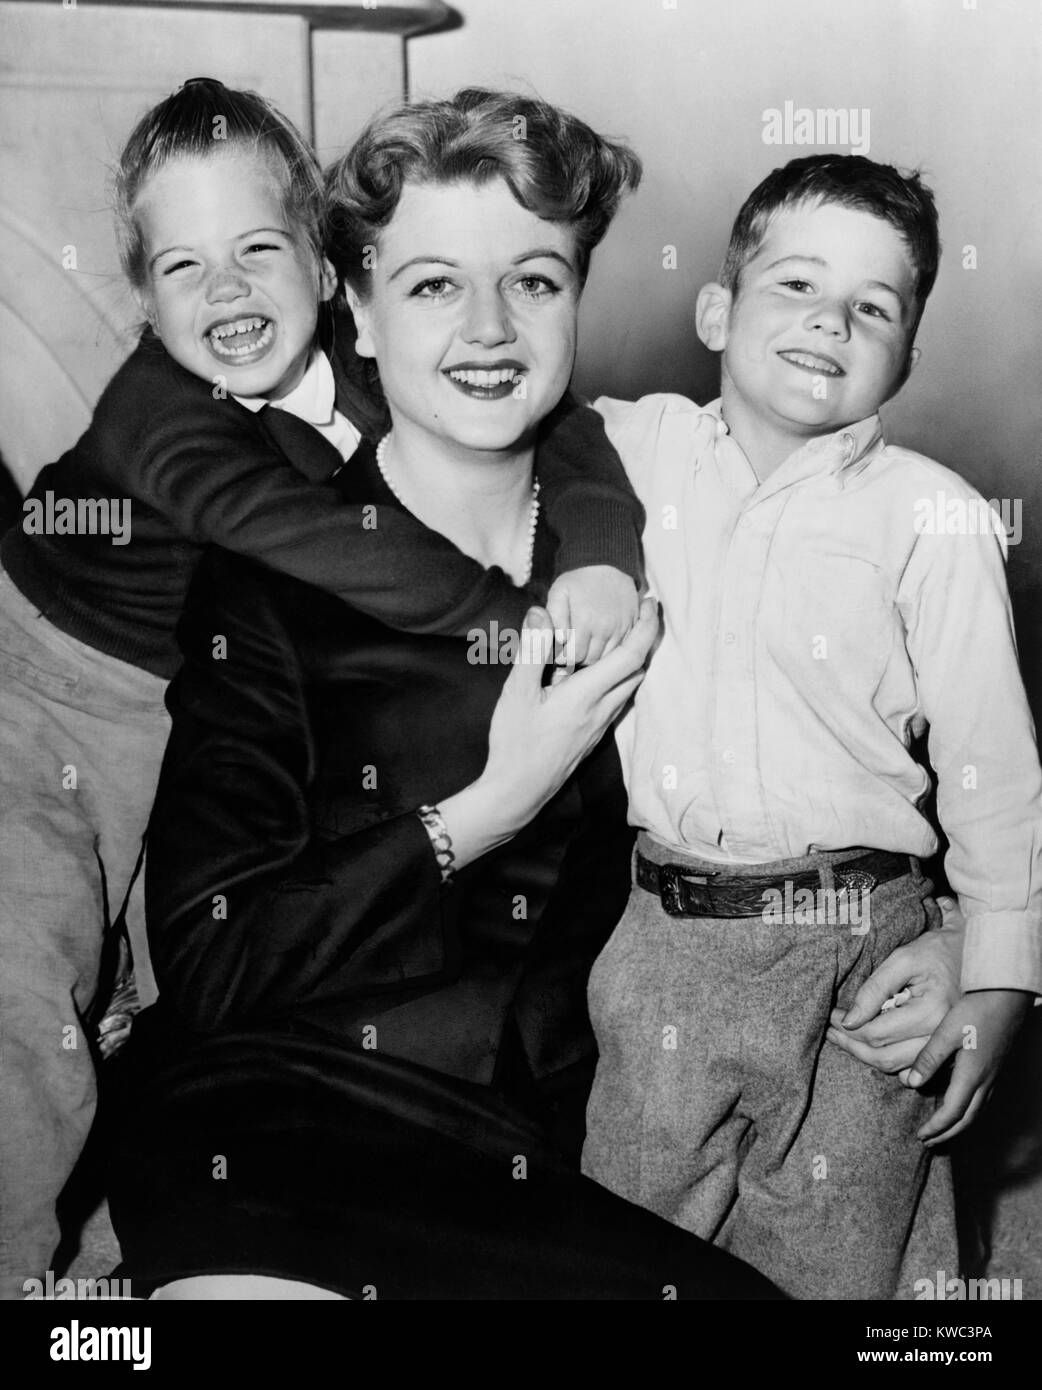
[135, 151, 335, 400]
[705, 200, 920, 439]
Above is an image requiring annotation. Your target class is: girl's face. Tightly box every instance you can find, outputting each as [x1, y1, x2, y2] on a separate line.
[347, 178, 581, 458]
[134, 150, 335, 400]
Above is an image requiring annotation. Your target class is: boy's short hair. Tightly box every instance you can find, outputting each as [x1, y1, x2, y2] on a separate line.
[114, 77, 325, 289]
[720, 154, 940, 325]
[325, 86, 642, 295]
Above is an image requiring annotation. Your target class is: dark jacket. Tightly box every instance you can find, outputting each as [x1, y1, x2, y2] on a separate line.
[2, 323, 644, 678]
[144, 441, 635, 1087]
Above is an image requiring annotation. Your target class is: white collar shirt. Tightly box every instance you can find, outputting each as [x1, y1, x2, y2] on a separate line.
[598, 392, 1042, 994]
[233, 350, 362, 463]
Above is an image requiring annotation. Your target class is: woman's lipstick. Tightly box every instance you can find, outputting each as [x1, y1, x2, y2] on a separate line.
[443, 361, 526, 401]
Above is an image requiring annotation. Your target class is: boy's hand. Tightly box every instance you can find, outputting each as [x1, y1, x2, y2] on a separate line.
[825, 895, 964, 1074]
[905, 989, 1033, 1145]
[546, 566, 640, 666]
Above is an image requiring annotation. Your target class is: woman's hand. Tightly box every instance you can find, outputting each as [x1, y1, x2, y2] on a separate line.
[439, 600, 658, 869]
[825, 896, 964, 1074]
[484, 600, 657, 810]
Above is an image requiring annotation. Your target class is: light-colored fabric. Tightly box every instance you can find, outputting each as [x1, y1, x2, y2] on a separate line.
[583, 838, 958, 1300]
[234, 349, 362, 462]
[0, 563, 170, 1299]
[150, 1275, 349, 1300]
[598, 393, 1042, 995]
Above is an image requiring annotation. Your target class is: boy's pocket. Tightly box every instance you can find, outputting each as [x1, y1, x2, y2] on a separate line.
[781, 552, 895, 672]
[833, 876, 929, 1013]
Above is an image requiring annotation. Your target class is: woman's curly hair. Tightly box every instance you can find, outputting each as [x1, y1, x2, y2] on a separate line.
[326, 87, 642, 296]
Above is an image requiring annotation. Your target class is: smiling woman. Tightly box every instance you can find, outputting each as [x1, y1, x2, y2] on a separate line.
[322, 88, 637, 581]
[344, 178, 581, 579]
[104, 87, 785, 1301]
[0, 76, 660, 1303]
[348, 180, 580, 458]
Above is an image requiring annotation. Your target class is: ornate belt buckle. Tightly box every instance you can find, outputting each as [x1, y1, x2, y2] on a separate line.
[835, 868, 876, 896]
[658, 865, 714, 916]
[658, 864, 686, 916]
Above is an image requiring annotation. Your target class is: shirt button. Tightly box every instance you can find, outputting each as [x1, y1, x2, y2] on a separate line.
[723, 632, 736, 645]
[722, 749, 736, 765]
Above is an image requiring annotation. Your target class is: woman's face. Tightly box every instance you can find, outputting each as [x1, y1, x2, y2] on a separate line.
[348, 178, 582, 457]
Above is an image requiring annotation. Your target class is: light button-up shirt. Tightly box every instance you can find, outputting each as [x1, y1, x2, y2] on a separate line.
[598, 393, 1042, 994]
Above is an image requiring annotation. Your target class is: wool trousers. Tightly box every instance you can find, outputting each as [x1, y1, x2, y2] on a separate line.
[583, 832, 958, 1300]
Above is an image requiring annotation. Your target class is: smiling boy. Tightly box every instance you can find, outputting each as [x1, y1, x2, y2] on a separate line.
[582, 155, 1042, 1300]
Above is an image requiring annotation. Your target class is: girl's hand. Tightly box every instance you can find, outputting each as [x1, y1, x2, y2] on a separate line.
[438, 600, 658, 869]
[483, 599, 657, 818]
[546, 566, 641, 667]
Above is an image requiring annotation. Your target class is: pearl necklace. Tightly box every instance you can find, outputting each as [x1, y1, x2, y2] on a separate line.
[375, 433, 541, 586]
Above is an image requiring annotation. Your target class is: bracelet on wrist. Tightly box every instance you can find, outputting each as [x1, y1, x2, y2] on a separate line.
[417, 804, 456, 886]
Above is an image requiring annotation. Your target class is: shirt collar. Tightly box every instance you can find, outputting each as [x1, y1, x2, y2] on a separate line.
[232, 350, 336, 426]
[699, 397, 883, 481]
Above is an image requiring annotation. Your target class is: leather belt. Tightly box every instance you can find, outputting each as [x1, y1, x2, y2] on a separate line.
[636, 848, 911, 919]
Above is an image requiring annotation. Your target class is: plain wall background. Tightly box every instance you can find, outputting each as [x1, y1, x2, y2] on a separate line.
[410, 0, 1042, 697]
[409, 0, 1042, 1284]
